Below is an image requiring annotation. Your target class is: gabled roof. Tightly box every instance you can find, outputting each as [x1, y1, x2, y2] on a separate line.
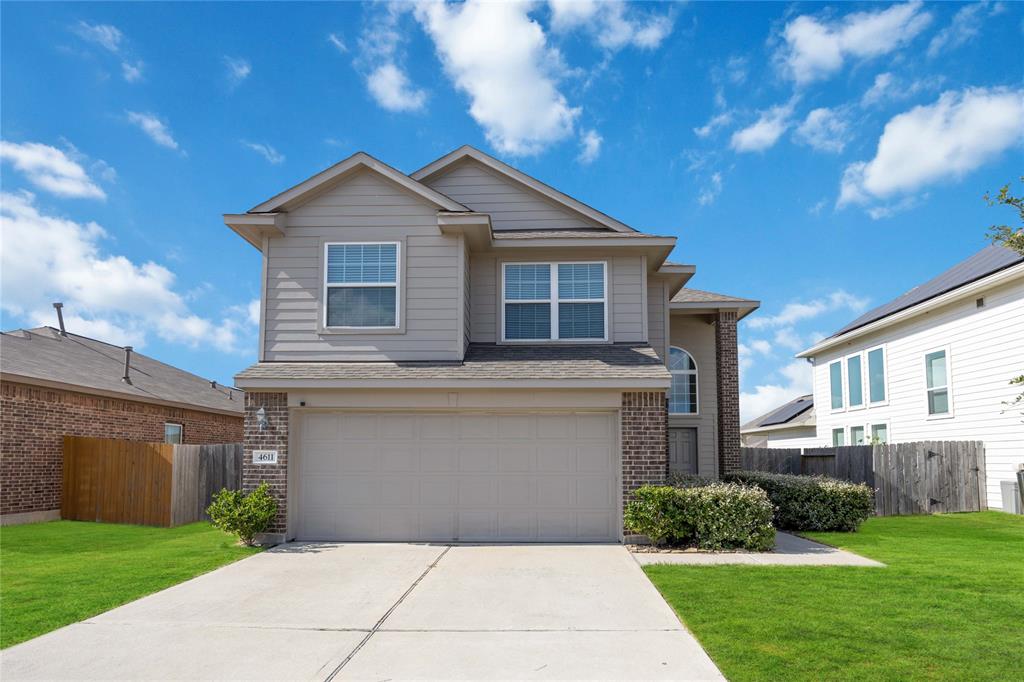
[828, 244, 1022, 339]
[248, 151, 469, 214]
[411, 145, 636, 233]
[1, 327, 243, 416]
[741, 395, 815, 433]
[670, 287, 761, 320]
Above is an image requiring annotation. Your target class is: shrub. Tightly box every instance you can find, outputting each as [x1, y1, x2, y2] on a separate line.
[206, 482, 278, 546]
[725, 471, 874, 532]
[624, 483, 775, 551]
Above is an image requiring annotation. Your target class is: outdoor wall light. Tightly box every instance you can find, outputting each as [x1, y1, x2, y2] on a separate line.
[256, 406, 269, 431]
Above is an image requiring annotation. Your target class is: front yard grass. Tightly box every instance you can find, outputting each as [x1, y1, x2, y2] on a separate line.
[645, 512, 1024, 681]
[0, 521, 259, 648]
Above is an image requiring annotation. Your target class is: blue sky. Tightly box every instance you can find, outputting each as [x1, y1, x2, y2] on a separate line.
[2, 1, 1022, 420]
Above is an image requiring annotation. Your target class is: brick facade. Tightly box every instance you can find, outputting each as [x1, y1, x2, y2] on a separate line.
[715, 310, 741, 475]
[621, 391, 669, 513]
[242, 392, 289, 537]
[0, 380, 243, 517]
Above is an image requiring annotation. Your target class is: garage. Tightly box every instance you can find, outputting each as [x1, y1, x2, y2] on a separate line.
[296, 410, 619, 542]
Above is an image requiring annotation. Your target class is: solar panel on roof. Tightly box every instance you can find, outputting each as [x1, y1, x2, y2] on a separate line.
[758, 397, 812, 427]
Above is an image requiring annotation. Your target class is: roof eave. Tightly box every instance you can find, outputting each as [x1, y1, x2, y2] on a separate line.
[234, 377, 670, 390]
[670, 300, 761, 321]
[223, 213, 286, 250]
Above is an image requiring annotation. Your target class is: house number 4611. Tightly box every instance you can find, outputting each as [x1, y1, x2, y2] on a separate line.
[252, 450, 278, 465]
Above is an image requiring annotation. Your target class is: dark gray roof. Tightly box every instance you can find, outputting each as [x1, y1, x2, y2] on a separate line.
[742, 395, 814, 431]
[830, 244, 1023, 339]
[493, 230, 671, 240]
[236, 343, 670, 382]
[1, 327, 243, 415]
[671, 288, 758, 304]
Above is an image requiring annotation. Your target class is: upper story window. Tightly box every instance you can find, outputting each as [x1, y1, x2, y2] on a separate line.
[668, 347, 698, 415]
[925, 348, 951, 416]
[324, 243, 399, 328]
[829, 360, 844, 410]
[847, 354, 864, 408]
[164, 423, 183, 444]
[502, 262, 606, 341]
[867, 346, 887, 404]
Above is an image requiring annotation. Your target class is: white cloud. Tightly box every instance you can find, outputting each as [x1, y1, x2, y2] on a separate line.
[577, 129, 602, 164]
[242, 141, 284, 165]
[0, 191, 249, 352]
[693, 111, 733, 139]
[730, 101, 794, 153]
[741, 360, 813, 422]
[927, 1, 1005, 58]
[224, 56, 251, 88]
[861, 72, 895, 107]
[71, 20, 144, 83]
[795, 107, 850, 153]
[0, 141, 107, 200]
[697, 172, 723, 206]
[773, 327, 804, 351]
[777, 1, 932, 84]
[125, 111, 181, 152]
[749, 339, 773, 356]
[415, 0, 579, 155]
[247, 299, 260, 326]
[366, 63, 428, 112]
[839, 87, 1024, 208]
[747, 290, 869, 330]
[808, 198, 829, 216]
[328, 33, 348, 54]
[547, 0, 674, 50]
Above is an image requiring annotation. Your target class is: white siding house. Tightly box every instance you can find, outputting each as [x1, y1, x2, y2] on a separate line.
[798, 246, 1024, 509]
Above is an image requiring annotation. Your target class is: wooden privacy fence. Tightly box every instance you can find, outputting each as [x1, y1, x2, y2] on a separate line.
[62, 437, 243, 527]
[740, 441, 987, 516]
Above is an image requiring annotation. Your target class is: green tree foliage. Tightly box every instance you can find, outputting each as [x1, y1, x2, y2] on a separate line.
[985, 178, 1024, 414]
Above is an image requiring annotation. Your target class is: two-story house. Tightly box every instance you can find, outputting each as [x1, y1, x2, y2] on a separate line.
[797, 244, 1024, 510]
[225, 146, 758, 544]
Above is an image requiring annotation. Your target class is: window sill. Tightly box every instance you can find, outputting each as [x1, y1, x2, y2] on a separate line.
[926, 412, 955, 421]
[498, 339, 611, 345]
[319, 327, 405, 336]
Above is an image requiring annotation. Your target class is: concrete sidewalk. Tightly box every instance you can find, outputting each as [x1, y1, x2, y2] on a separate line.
[631, 532, 885, 567]
[1, 543, 723, 681]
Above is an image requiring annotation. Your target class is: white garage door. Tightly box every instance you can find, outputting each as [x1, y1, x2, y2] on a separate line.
[297, 411, 619, 542]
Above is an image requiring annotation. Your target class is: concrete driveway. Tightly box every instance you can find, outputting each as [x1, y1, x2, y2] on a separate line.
[1, 543, 722, 681]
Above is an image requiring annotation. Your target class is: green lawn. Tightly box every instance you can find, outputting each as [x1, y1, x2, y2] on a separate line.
[645, 512, 1024, 681]
[0, 521, 259, 648]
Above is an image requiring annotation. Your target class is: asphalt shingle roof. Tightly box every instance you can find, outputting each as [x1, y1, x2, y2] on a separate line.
[493, 230, 671, 240]
[1, 327, 243, 414]
[830, 244, 1023, 339]
[671, 288, 758, 304]
[236, 343, 670, 382]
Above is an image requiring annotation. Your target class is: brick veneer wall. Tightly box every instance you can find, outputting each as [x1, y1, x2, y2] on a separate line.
[243, 392, 289, 537]
[0, 380, 243, 516]
[621, 391, 668, 515]
[715, 311, 741, 475]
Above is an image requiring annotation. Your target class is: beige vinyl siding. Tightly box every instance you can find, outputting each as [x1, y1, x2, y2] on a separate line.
[424, 160, 602, 231]
[647, 276, 668, 362]
[668, 315, 718, 477]
[263, 169, 461, 361]
[462, 238, 471, 353]
[468, 253, 646, 343]
[811, 275, 1024, 508]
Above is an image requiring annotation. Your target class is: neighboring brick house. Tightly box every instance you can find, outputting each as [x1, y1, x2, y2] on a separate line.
[225, 145, 758, 544]
[0, 326, 244, 525]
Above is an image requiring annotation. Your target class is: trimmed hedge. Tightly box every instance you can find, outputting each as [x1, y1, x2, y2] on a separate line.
[624, 483, 775, 551]
[726, 471, 874, 532]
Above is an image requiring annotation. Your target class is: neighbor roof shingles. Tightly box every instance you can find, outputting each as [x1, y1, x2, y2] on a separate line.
[236, 343, 670, 382]
[0, 327, 243, 414]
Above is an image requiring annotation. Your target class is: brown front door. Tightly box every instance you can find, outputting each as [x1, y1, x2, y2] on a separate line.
[669, 428, 698, 476]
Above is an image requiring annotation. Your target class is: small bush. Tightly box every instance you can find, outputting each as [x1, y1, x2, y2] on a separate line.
[624, 483, 775, 551]
[725, 471, 874, 532]
[665, 473, 716, 489]
[206, 482, 278, 546]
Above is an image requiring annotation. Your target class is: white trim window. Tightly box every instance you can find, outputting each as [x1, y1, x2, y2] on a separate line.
[829, 360, 844, 411]
[164, 423, 183, 444]
[831, 427, 845, 446]
[502, 262, 607, 341]
[866, 345, 887, 405]
[870, 422, 889, 443]
[925, 347, 952, 416]
[847, 354, 865, 409]
[668, 347, 698, 415]
[324, 242, 400, 328]
[849, 424, 866, 445]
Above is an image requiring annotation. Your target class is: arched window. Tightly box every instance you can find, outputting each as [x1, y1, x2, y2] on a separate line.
[669, 347, 698, 415]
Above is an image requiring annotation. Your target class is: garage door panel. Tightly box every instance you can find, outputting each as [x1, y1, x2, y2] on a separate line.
[298, 412, 618, 542]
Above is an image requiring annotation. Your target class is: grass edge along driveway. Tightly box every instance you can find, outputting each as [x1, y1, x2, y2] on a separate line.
[1, 521, 259, 648]
[644, 512, 1024, 682]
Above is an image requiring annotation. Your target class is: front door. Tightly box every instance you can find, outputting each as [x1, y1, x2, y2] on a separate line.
[668, 428, 698, 476]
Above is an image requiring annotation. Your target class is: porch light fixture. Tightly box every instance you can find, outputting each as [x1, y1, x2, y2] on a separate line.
[255, 407, 269, 431]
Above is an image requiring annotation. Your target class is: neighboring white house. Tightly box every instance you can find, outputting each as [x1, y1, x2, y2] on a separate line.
[798, 244, 1024, 510]
[741, 395, 818, 449]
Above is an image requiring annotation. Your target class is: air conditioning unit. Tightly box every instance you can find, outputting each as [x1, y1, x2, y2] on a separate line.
[1002, 479, 1022, 515]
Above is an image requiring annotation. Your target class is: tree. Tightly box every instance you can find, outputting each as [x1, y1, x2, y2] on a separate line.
[985, 178, 1024, 417]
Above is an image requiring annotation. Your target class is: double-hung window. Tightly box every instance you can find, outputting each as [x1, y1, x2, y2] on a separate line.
[164, 423, 183, 444]
[847, 354, 864, 409]
[925, 348, 952, 416]
[866, 346, 887, 404]
[502, 262, 606, 341]
[829, 361, 844, 410]
[324, 243, 399, 328]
